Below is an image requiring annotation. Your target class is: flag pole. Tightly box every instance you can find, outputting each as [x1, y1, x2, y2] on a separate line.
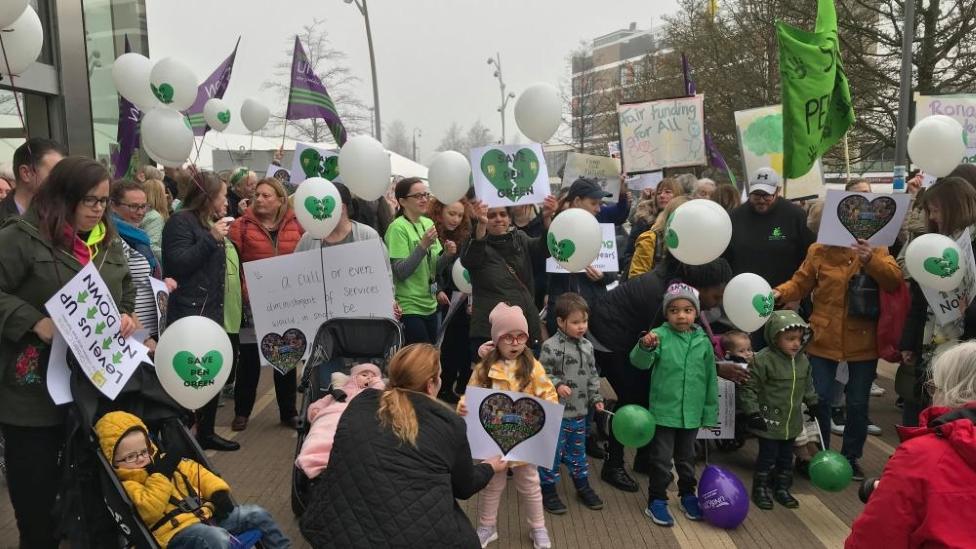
[280, 119, 288, 149]
[843, 133, 852, 183]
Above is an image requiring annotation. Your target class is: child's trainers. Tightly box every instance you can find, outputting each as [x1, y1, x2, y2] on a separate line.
[529, 527, 552, 549]
[476, 526, 498, 548]
[645, 499, 674, 526]
[542, 486, 567, 514]
[577, 485, 604, 510]
[680, 494, 703, 520]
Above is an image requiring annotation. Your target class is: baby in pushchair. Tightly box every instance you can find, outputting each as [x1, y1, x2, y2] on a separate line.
[296, 363, 385, 478]
[95, 411, 291, 549]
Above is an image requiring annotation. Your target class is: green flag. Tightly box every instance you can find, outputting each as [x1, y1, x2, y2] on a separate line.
[777, 0, 854, 179]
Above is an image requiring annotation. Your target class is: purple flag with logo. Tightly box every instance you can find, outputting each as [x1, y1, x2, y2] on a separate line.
[285, 36, 347, 146]
[682, 53, 737, 187]
[111, 36, 141, 179]
[185, 38, 240, 136]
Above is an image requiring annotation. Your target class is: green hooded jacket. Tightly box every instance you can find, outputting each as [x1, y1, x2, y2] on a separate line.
[737, 310, 818, 440]
[629, 324, 718, 429]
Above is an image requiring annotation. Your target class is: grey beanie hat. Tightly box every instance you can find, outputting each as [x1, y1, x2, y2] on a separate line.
[662, 282, 700, 314]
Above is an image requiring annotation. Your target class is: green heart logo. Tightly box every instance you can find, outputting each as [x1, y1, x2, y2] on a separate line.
[304, 195, 336, 221]
[172, 350, 223, 388]
[321, 155, 339, 180]
[547, 233, 577, 263]
[751, 292, 774, 317]
[462, 269, 471, 284]
[665, 212, 678, 249]
[923, 247, 961, 278]
[299, 148, 340, 180]
[216, 110, 231, 124]
[480, 148, 540, 201]
[151, 83, 174, 104]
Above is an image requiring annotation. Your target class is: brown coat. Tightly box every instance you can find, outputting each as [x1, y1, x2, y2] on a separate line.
[776, 243, 902, 362]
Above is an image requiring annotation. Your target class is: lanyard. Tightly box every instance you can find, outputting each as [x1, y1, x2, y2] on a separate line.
[409, 218, 436, 283]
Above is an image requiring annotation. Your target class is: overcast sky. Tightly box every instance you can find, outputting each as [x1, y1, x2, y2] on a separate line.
[146, 0, 680, 164]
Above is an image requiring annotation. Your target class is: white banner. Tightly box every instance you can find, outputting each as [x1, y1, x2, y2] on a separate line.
[698, 378, 735, 440]
[546, 224, 619, 273]
[470, 143, 551, 207]
[618, 95, 706, 173]
[463, 386, 564, 468]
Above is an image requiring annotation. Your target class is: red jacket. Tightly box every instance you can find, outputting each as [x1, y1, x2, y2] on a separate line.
[846, 404, 976, 549]
[228, 207, 304, 301]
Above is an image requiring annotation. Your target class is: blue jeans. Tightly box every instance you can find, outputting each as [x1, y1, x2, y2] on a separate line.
[810, 356, 877, 460]
[401, 313, 439, 344]
[167, 504, 290, 549]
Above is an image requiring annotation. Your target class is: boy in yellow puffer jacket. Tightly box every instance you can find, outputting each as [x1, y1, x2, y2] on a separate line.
[94, 411, 290, 548]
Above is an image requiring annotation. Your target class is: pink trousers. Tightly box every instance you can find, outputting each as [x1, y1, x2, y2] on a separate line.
[477, 464, 545, 529]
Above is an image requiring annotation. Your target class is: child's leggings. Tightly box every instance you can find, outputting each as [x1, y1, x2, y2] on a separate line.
[538, 416, 588, 485]
[478, 464, 545, 529]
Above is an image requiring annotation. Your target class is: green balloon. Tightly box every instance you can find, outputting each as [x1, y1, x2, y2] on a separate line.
[612, 405, 656, 448]
[808, 450, 853, 492]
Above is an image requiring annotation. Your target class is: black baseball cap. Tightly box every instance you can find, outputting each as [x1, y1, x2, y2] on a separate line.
[567, 177, 612, 200]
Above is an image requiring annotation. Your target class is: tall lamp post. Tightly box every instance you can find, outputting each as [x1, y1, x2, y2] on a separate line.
[892, 0, 916, 192]
[345, 0, 382, 142]
[487, 53, 516, 144]
[412, 128, 422, 161]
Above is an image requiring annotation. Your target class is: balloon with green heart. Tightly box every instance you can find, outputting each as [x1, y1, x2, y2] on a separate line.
[154, 316, 233, 410]
[148, 57, 200, 112]
[546, 208, 602, 272]
[665, 199, 733, 266]
[723, 272, 775, 332]
[203, 97, 232, 132]
[294, 177, 342, 239]
[905, 233, 967, 292]
[452, 258, 473, 294]
[475, 144, 548, 205]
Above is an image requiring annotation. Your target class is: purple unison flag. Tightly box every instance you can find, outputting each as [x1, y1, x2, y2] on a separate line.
[185, 38, 240, 136]
[681, 53, 737, 187]
[285, 36, 347, 146]
[111, 36, 141, 179]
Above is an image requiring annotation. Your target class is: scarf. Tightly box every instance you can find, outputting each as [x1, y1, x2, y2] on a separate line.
[113, 213, 159, 273]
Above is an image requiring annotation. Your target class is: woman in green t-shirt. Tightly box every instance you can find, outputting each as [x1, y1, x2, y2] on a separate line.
[385, 178, 452, 344]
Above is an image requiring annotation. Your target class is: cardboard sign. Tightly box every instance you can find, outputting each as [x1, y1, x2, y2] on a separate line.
[149, 277, 169, 334]
[470, 143, 551, 207]
[626, 171, 664, 191]
[546, 223, 619, 273]
[46, 334, 73, 405]
[243, 239, 396, 370]
[734, 105, 824, 200]
[698, 378, 735, 440]
[617, 95, 707, 174]
[922, 228, 976, 327]
[44, 263, 149, 400]
[265, 163, 294, 189]
[817, 190, 911, 248]
[290, 142, 339, 185]
[463, 386, 564, 468]
[561, 152, 621, 200]
[915, 94, 976, 165]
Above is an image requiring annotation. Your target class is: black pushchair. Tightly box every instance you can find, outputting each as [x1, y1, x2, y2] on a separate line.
[290, 317, 403, 516]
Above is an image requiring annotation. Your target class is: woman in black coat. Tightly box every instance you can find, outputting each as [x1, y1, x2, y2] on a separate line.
[300, 344, 505, 548]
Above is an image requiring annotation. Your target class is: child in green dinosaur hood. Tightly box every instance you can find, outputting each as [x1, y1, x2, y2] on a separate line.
[738, 310, 819, 511]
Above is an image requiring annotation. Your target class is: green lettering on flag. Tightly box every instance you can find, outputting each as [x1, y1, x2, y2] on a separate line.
[777, 0, 854, 179]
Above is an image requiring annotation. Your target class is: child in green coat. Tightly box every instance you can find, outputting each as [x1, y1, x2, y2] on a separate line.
[630, 283, 717, 527]
[737, 310, 819, 510]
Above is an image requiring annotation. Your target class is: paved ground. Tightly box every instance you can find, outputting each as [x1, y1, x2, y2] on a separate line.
[0, 362, 902, 548]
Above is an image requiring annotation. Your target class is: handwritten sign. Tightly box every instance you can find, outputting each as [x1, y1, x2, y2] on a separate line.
[243, 239, 396, 369]
[463, 386, 564, 468]
[561, 152, 621, 200]
[44, 263, 149, 400]
[817, 190, 910, 248]
[626, 171, 663, 191]
[470, 143, 551, 207]
[291, 142, 340, 185]
[922, 228, 976, 327]
[697, 378, 735, 440]
[916, 94, 976, 165]
[546, 224, 619, 273]
[734, 105, 824, 200]
[617, 95, 706, 174]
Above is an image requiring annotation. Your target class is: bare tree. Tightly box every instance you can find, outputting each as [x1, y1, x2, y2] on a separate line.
[437, 122, 468, 152]
[262, 20, 370, 144]
[465, 121, 495, 148]
[384, 119, 411, 158]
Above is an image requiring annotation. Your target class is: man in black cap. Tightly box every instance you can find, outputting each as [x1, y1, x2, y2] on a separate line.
[562, 177, 612, 215]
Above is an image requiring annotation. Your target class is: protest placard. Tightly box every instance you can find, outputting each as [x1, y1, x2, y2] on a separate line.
[626, 172, 664, 191]
[470, 143, 551, 207]
[734, 105, 824, 200]
[922, 228, 976, 327]
[149, 277, 169, 333]
[607, 140, 621, 159]
[561, 152, 621, 200]
[817, 190, 911, 248]
[47, 334, 72, 405]
[617, 95, 706, 174]
[290, 142, 339, 185]
[915, 94, 976, 165]
[463, 386, 564, 468]
[698, 378, 735, 440]
[265, 164, 293, 188]
[44, 263, 149, 400]
[546, 224, 618, 273]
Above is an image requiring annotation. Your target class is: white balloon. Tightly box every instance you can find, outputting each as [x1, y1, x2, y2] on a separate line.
[666, 199, 732, 265]
[428, 151, 471, 204]
[0, 0, 28, 30]
[203, 98, 232, 132]
[241, 97, 270, 133]
[514, 83, 562, 143]
[452, 258, 473, 294]
[904, 233, 966, 292]
[908, 115, 967, 177]
[0, 7, 42, 77]
[294, 177, 342, 239]
[141, 108, 193, 168]
[724, 273, 775, 332]
[148, 57, 199, 111]
[338, 135, 392, 201]
[154, 316, 233, 410]
[547, 208, 602, 272]
[112, 53, 160, 111]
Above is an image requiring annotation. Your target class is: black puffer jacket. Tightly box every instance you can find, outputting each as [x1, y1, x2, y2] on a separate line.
[300, 389, 493, 548]
[162, 210, 226, 325]
[588, 267, 668, 353]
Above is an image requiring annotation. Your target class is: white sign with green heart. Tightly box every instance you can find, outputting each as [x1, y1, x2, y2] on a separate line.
[470, 143, 551, 207]
[921, 228, 976, 326]
[291, 142, 340, 185]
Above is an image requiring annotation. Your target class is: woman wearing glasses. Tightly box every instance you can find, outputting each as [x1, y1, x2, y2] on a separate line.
[0, 157, 137, 548]
[385, 177, 449, 344]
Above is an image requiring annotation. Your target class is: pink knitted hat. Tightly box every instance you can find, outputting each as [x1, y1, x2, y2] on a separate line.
[489, 302, 529, 345]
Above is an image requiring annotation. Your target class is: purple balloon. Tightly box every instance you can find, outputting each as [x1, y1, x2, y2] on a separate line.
[698, 465, 749, 529]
